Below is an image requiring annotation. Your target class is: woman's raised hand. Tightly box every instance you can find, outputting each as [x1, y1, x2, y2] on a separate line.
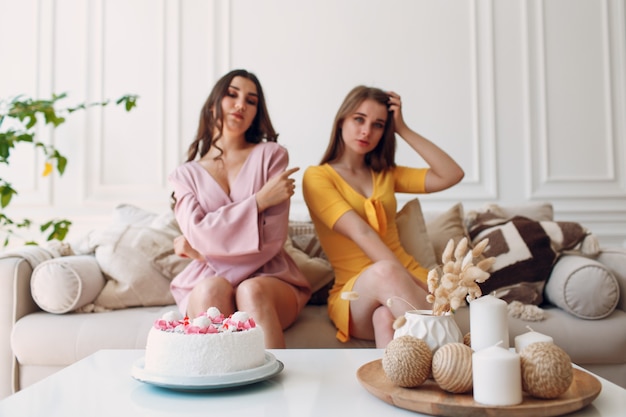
[256, 167, 300, 212]
[387, 91, 408, 134]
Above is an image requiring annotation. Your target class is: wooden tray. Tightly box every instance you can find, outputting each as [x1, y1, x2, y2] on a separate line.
[356, 360, 601, 417]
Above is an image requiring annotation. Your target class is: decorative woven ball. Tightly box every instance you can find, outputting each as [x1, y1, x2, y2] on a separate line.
[382, 335, 432, 387]
[432, 342, 473, 393]
[463, 332, 472, 348]
[520, 342, 573, 399]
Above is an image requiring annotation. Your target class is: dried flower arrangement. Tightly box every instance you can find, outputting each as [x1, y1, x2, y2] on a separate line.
[426, 237, 496, 316]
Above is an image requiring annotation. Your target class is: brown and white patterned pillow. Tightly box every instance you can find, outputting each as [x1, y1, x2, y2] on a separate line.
[289, 222, 328, 260]
[283, 236, 333, 294]
[468, 215, 557, 305]
[287, 222, 333, 305]
[467, 211, 599, 305]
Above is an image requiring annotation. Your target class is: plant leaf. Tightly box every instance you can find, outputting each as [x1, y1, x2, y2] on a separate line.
[56, 156, 67, 175]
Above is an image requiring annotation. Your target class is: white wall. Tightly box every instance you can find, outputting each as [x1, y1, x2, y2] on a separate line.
[0, 0, 625, 246]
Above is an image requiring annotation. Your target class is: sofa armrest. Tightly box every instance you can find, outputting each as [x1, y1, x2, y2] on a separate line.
[596, 248, 626, 312]
[0, 252, 42, 399]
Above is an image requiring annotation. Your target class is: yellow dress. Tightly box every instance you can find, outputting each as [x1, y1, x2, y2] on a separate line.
[302, 164, 430, 342]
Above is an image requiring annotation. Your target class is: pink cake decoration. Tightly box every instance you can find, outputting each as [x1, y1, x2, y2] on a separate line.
[153, 308, 256, 335]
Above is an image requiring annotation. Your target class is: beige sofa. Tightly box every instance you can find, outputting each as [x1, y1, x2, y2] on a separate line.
[1, 201, 625, 400]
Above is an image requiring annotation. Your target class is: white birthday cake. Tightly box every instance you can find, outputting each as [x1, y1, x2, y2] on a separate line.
[144, 307, 266, 376]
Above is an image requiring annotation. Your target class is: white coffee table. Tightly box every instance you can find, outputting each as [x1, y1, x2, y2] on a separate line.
[0, 349, 624, 417]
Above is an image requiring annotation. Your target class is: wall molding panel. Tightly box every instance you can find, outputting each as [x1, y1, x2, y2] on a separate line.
[465, 0, 498, 201]
[1, 0, 624, 246]
[83, 0, 181, 207]
[15, 0, 54, 206]
[525, 0, 626, 201]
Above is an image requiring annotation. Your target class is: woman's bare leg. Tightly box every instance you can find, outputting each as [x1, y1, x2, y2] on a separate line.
[236, 276, 300, 348]
[371, 306, 395, 348]
[349, 260, 430, 347]
[186, 276, 235, 319]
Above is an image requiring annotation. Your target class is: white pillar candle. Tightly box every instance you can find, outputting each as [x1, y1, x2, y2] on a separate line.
[469, 295, 509, 351]
[472, 345, 523, 406]
[514, 326, 553, 353]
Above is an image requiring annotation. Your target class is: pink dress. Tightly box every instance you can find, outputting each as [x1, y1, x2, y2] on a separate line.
[168, 142, 311, 315]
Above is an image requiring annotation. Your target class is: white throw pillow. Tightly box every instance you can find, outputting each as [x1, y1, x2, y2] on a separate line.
[91, 224, 178, 309]
[544, 255, 620, 319]
[112, 203, 158, 226]
[70, 205, 186, 310]
[31, 255, 105, 314]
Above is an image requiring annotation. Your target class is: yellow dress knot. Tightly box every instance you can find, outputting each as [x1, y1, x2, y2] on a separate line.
[364, 198, 387, 236]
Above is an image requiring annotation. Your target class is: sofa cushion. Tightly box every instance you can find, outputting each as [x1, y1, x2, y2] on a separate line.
[288, 221, 335, 304]
[284, 305, 375, 348]
[466, 202, 599, 256]
[466, 204, 599, 305]
[594, 248, 626, 311]
[425, 202, 469, 264]
[11, 306, 174, 366]
[473, 202, 554, 222]
[467, 216, 558, 305]
[289, 227, 327, 260]
[10, 305, 375, 368]
[544, 255, 620, 319]
[284, 236, 334, 294]
[70, 205, 187, 310]
[30, 255, 105, 314]
[396, 198, 437, 269]
[112, 203, 158, 226]
[452, 304, 626, 367]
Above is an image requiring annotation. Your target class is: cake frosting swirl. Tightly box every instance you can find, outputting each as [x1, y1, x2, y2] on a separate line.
[144, 308, 266, 376]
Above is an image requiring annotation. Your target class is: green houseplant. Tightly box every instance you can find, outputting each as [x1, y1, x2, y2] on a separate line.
[0, 92, 138, 246]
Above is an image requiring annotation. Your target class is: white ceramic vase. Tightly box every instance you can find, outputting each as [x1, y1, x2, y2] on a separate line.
[393, 310, 463, 352]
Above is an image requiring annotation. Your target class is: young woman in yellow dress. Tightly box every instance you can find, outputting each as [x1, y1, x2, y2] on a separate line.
[302, 86, 464, 347]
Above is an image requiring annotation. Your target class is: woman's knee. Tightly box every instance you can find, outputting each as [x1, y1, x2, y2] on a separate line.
[236, 278, 272, 305]
[367, 260, 410, 283]
[372, 306, 395, 345]
[186, 277, 235, 317]
[372, 305, 394, 326]
[236, 278, 299, 324]
[190, 276, 233, 300]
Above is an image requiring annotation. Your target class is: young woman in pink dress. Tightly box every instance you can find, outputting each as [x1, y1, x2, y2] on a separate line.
[303, 86, 464, 347]
[169, 69, 311, 348]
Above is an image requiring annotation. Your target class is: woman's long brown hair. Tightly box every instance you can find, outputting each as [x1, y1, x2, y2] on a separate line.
[185, 69, 278, 162]
[319, 85, 396, 172]
[171, 69, 278, 208]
